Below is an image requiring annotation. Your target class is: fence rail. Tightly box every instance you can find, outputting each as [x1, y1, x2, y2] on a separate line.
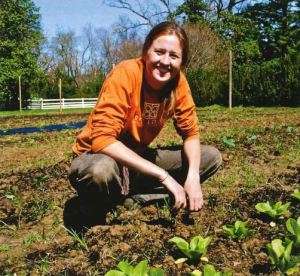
[27, 98, 98, 110]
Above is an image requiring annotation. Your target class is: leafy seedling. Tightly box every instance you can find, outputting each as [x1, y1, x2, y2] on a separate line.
[222, 137, 235, 148]
[286, 217, 300, 248]
[222, 220, 253, 241]
[266, 239, 300, 275]
[255, 201, 290, 219]
[191, 264, 233, 276]
[169, 235, 212, 262]
[104, 260, 165, 276]
[291, 189, 300, 201]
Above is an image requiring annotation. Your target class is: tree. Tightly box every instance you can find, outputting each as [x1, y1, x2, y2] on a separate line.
[242, 0, 299, 60]
[174, 0, 210, 23]
[0, 0, 43, 109]
[104, 0, 177, 32]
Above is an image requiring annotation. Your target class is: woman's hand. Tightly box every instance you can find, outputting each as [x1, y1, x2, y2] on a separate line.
[161, 173, 187, 210]
[184, 172, 203, 211]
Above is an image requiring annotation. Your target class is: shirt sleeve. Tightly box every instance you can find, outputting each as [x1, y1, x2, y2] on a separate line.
[91, 65, 134, 152]
[173, 72, 200, 141]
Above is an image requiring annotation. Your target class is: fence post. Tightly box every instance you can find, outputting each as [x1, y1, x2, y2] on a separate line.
[82, 98, 84, 108]
[40, 98, 43, 110]
[62, 98, 65, 109]
[58, 78, 62, 112]
[19, 76, 22, 112]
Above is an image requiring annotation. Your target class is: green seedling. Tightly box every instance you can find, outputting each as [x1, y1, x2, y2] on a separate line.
[191, 264, 233, 276]
[222, 220, 253, 241]
[5, 192, 24, 228]
[286, 217, 300, 248]
[266, 239, 300, 275]
[0, 244, 10, 252]
[169, 235, 212, 262]
[23, 231, 49, 247]
[255, 201, 291, 219]
[104, 260, 165, 276]
[291, 189, 300, 201]
[64, 226, 89, 252]
[222, 137, 236, 148]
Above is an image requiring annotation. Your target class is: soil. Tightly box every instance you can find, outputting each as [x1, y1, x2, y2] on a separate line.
[0, 108, 299, 275]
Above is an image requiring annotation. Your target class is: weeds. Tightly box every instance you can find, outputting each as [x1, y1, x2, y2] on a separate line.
[0, 244, 10, 252]
[23, 231, 49, 247]
[64, 226, 89, 252]
[5, 191, 24, 229]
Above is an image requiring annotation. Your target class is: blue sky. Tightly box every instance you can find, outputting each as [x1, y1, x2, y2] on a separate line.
[33, 0, 134, 39]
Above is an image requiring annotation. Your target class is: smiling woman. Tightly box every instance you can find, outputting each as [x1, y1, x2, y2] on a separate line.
[67, 21, 222, 227]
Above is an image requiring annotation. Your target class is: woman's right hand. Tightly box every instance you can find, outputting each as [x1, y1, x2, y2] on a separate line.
[161, 174, 187, 210]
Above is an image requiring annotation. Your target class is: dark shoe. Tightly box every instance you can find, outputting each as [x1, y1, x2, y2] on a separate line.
[123, 193, 169, 208]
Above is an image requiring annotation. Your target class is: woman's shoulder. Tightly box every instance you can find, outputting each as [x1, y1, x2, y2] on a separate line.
[115, 57, 143, 74]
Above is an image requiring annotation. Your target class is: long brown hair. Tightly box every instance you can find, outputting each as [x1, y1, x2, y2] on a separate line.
[142, 21, 190, 116]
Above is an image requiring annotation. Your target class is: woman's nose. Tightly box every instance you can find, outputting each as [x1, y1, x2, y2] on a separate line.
[160, 54, 171, 65]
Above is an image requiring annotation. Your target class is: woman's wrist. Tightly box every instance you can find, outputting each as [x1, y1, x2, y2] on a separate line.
[158, 170, 169, 183]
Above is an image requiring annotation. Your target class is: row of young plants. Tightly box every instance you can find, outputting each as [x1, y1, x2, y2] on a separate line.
[104, 188, 300, 276]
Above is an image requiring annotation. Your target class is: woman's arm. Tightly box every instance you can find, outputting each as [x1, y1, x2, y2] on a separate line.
[183, 137, 203, 211]
[101, 141, 187, 209]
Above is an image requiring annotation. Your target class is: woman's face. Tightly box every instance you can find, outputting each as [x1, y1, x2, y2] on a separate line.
[143, 34, 183, 91]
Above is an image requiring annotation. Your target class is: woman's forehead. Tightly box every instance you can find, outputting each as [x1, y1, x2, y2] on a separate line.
[151, 34, 182, 51]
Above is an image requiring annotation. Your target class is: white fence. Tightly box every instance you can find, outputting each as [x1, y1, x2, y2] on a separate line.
[27, 98, 98, 110]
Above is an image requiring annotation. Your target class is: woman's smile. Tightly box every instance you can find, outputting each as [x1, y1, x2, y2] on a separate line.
[143, 34, 183, 90]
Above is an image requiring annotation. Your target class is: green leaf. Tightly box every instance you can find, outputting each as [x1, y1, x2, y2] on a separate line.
[223, 137, 236, 148]
[271, 239, 285, 258]
[291, 189, 300, 200]
[223, 225, 235, 237]
[286, 218, 300, 235]
[283, 241, 293, 262]
[203, 264, 217, 274]
[149, 268, 165, 276]
[117, 261, 134, 274]
[191, 270, 202, 276]
[169, 237, 189, 250]
[133, 260, 148, 276]
[105, 270, 125, 276]
[169, 237, 190, 257]
[277, 202, 291, 214]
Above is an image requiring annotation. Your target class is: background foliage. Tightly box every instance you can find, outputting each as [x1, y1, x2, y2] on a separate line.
[0, 0, 299, 109]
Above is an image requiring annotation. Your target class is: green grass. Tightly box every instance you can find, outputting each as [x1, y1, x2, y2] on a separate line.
[0, 108, 92, 117]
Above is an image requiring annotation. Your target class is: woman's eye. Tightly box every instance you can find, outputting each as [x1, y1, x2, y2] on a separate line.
[155, 50, 164, 55]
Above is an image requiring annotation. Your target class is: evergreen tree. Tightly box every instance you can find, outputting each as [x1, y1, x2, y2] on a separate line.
[242, 0, 299, 60]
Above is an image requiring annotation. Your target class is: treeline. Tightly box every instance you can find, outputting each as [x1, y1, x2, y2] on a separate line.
[0, 0, 299, 110]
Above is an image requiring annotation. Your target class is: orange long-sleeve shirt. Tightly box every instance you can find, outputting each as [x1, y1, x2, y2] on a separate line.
[72, 58, 199, 155]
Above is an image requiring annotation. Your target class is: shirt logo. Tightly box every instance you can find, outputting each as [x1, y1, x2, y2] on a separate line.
[142, 103, 160, 120]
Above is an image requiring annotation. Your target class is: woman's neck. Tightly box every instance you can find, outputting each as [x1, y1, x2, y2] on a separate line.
[143, 79, 164, 101]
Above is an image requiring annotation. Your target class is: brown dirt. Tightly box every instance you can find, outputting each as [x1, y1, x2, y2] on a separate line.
[0, 108, 299, 275]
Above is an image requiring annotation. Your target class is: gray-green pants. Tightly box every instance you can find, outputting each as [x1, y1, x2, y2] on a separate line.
[68, 145, 222, 206]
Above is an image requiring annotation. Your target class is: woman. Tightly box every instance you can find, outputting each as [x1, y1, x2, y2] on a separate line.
[68, 21, 222, 225]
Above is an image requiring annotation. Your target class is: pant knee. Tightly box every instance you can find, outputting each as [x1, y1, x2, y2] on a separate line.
[68, 153, 121, 195]
[90, 155, 120, 186]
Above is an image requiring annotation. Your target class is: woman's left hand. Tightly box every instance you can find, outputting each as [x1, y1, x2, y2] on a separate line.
[184, 172, 203, 211]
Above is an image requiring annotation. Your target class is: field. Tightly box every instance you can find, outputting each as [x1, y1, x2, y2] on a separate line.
[0, 107, 299, 275]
